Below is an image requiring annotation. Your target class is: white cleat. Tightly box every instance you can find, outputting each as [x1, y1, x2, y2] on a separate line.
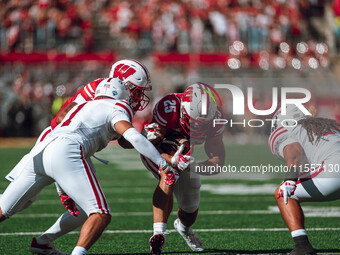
[29, 237, 70, 255]
[174, 218, 204, 252]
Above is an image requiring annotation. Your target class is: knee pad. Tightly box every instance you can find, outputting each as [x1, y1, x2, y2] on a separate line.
[175, 178, 201, 213]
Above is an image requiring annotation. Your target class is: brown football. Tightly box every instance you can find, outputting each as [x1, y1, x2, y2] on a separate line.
[158, 133, 190, 155]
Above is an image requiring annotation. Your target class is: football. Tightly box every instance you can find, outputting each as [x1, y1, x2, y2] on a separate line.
[158, 133, 190, 155]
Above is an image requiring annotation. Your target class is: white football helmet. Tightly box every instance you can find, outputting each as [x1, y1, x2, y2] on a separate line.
[179, 83, 220, 138]
[95, 78, 129, 101]
[270, 104, 310, 133]
[109, 59, 152, 111]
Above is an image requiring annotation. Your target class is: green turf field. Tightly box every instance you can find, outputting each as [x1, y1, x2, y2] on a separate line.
[0, 145, 339, 255]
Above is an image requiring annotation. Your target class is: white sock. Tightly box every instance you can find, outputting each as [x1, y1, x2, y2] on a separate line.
[176, 218, 190, 233]
[71, 246, 87, 255]
[291, 229, 307, 238]
[153, 222, 166, 235]
[39, 210, 87, 243]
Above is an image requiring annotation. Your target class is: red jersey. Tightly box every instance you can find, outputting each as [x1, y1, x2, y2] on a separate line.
[152, 93, 224, 145]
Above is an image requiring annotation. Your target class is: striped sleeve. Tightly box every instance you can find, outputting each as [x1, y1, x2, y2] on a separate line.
[153, 101, 168, 127]
[114, 100, 134, 123]
[269, 127, 296, 159]
[79, 78, 104, 101]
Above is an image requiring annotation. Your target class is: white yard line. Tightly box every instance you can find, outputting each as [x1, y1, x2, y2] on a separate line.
[1, 227, 340, 236]
[12, 206, 340, 218]
[32, 196, 275, 205]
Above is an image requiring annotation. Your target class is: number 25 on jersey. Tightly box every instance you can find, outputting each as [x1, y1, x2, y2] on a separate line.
[164, 100, 176, 113]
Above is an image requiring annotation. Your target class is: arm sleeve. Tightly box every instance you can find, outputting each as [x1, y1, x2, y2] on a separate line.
[122, 127, 166, 168]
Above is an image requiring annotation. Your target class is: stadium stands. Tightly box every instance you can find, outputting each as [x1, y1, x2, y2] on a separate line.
[1, 0, 340, 138]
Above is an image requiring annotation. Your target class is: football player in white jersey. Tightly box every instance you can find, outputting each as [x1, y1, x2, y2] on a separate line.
[270, 105, 340, 255]
[0, 78, 178, 255]
[142, 83, 225, 254]
[5, 59, 151, 210]
[1, 59, 151, 255]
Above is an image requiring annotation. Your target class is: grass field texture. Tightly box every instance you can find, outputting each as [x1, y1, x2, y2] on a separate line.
[0, 144, 339, 255]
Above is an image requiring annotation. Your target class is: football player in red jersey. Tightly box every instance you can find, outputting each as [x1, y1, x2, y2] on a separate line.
[142, 83, 225, 254]
[2, 59, 151, 255]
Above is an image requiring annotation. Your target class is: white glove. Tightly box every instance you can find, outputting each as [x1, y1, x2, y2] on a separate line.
[276, 180, 297, 205]
[143, 123, 161, 141]
[171, 145, 195, 171]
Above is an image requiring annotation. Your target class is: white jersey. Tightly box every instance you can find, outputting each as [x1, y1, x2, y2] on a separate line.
[269, 124, 340, 164]
[50, 98, 134, 158]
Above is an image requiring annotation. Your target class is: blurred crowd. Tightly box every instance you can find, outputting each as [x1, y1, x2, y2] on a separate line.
[1, 0, 340, 139]
[1, 0, 339, 55]
[0, 61, 109, 137]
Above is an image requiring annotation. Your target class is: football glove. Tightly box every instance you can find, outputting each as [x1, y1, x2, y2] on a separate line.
[59, 193, 79, 217]
[143, 123, 161, 141]
[171, 145, 195, 171]
[163, 168, 180, 185]
[159, 162, 179, 186]
[276, 180, 297, 205]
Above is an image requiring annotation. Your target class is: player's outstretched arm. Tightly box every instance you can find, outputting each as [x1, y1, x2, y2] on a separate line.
[114, 120, 175, 174]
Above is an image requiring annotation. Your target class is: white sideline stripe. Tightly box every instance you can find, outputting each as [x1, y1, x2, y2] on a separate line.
[1, 227, 340, 236]
[13, 210, 270, 218]
[14, 206, 340, 218]
[32, 196, 276, 205]
[13, 210, 269, 218]
[201, 184, 278, 195]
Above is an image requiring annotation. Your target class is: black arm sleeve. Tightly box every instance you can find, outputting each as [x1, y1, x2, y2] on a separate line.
[284, 166, 299, 182]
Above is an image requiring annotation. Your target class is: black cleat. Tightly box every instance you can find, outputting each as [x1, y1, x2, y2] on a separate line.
[149, 234, 165, 255]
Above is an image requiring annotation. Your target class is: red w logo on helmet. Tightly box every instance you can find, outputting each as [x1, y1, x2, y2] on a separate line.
[182, 87, 193, 102]
[112, 64, 136, 81]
